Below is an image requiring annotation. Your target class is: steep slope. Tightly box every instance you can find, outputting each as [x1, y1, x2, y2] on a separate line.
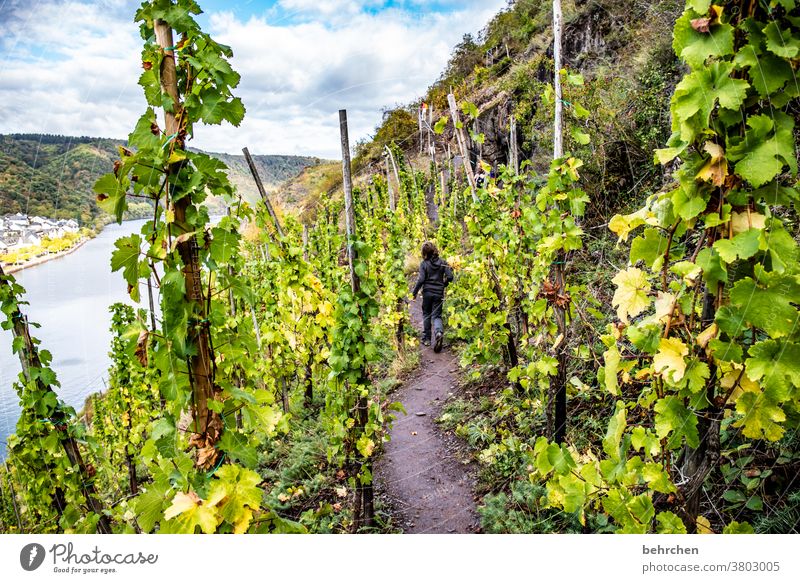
[349, 0, 684, 223]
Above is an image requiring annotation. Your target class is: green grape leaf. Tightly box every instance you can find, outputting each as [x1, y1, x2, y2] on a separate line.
[631, 426, 661, 458]
[709, 339, 743, 363]
[128, 108, 162, 150]
[722, 521, 755, 534]
[763, 21, 800, 58]
[209, 227, 241, 265]
[218, 430, 259, 469]
[630, 228, 672, 269]
[134, 476, 171, 532]
[548, 443, 576, 475]
[686, 0, 711, 12]
[670, 62, 748, 143]
[682, 358, 710, 393]
[727, 113, 797, 188]
[673, 13, 735, 68]
[733, 391, 786, 441]
[745, 339, 800, 401]
[654, 395, 699, 449]
[461, 100, 479, 118]
[696, 247, 727, 293]
[626, 322, 661, 354]
[671, 182, 709, 221]
[712, 228, 761, 263]
[734, 44, 794, 97]
[729, 271, 800, 338]
[110, 235, 144, 302]
[761, 221, 799, 273]
[571, 127, 590, 145]
[656, 511, 687, 534]
[643, 463, 676, 494]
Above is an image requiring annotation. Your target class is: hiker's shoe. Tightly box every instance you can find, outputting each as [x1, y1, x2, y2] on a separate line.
[434, 331, 443, 353]
[422, 339, 431, 347]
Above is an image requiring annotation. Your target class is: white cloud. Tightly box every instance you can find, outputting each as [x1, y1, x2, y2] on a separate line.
[0, 0, 506, 158]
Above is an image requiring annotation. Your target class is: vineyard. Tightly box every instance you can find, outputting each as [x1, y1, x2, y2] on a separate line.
[1, 0, 799, 536]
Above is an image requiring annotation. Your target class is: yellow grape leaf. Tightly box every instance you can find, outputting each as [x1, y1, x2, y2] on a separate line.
[167, 150, 187, 164]
[612, 267, 651, 323]
[730, 211, 766, 235]
[720, 363, 759, 403]
[356, 435, 375, 458]
[654, 337, 688, 383]
[654, 292, 677, 324]
[696, 515, 714, 534]
[696, 142, 728, 186]
[696, 323, 718, 348]
[163, 491, 220, 534]
[608, 208, 649, 242]
[603, 344, 621, 396]
[208, 465, 263, 534]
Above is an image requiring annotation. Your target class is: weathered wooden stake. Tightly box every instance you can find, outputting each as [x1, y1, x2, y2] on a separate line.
[339, 109, 374, 532]
[384, 145, 401, 211]
[242, 147, 285, 242]
[553, 0, 564, 160]
[550, 0, 568, 444]
[146, 275, 157, 331]
[154, 19, 221, 465]
[509, 114, 519, 175]
[0, 462, 23, 532]
[446, 93, 478, 203]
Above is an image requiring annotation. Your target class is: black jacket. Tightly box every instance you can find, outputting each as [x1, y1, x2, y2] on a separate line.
[412, 255, 453, 298]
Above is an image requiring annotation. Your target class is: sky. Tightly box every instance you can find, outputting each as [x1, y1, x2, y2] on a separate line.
[0, 0, 507, 158]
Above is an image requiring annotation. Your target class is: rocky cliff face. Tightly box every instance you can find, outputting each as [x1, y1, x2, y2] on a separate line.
[420, 0, 683, 222]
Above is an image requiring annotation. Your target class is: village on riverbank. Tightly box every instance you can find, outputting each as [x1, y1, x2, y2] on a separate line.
[0, 213, 88, 272]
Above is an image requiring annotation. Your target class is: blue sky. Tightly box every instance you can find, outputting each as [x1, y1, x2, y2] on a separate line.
[0, 0, 507, 158]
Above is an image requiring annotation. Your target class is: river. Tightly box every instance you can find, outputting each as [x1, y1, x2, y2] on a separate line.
[0, 219, 149, 457]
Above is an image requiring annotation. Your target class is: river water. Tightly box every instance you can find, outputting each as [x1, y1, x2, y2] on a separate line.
[0, 219, 149, 456]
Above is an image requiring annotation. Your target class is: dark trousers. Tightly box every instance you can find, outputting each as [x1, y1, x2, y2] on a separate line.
[422, 293, 444, 341]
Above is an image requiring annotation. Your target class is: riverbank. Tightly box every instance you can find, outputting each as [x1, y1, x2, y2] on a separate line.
[1, 235, 91, 274]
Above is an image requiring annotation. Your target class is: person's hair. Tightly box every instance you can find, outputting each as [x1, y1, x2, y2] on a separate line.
[421, 241, 439, 260]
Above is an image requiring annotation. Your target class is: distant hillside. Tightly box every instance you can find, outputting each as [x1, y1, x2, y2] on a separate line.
[0, 134, 327, 225]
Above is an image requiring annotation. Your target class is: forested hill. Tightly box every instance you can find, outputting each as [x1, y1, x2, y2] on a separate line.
[0, 133, 326, 225]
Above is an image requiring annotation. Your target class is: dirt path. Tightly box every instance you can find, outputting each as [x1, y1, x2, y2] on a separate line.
[375, 301, 479, 533]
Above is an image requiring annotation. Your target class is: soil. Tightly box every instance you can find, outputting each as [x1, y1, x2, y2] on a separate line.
[375, 300, 479, 533]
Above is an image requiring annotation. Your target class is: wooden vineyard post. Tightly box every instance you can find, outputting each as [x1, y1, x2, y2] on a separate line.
[1, 461, 23, 532]
[509, 114, 519, 175]
[549, 0, 568, 444]
[384, 145, 401, 212]
[553, 0, 564, 161]
[384, 155, 396, 212]
[301, 224, 314, 408]
[0, 266, 111, 533]
[446, 93, 478, 203]
[153, 19, 222, 466]
[339, 109, 375, 531]
[146, 276, 157, 331]
[242, 147, 286, 242]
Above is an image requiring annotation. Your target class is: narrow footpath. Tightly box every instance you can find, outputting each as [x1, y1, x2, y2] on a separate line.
[376, 301, 479, 533]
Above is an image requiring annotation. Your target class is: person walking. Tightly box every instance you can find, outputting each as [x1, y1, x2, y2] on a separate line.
[411, 242, 453, 353]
